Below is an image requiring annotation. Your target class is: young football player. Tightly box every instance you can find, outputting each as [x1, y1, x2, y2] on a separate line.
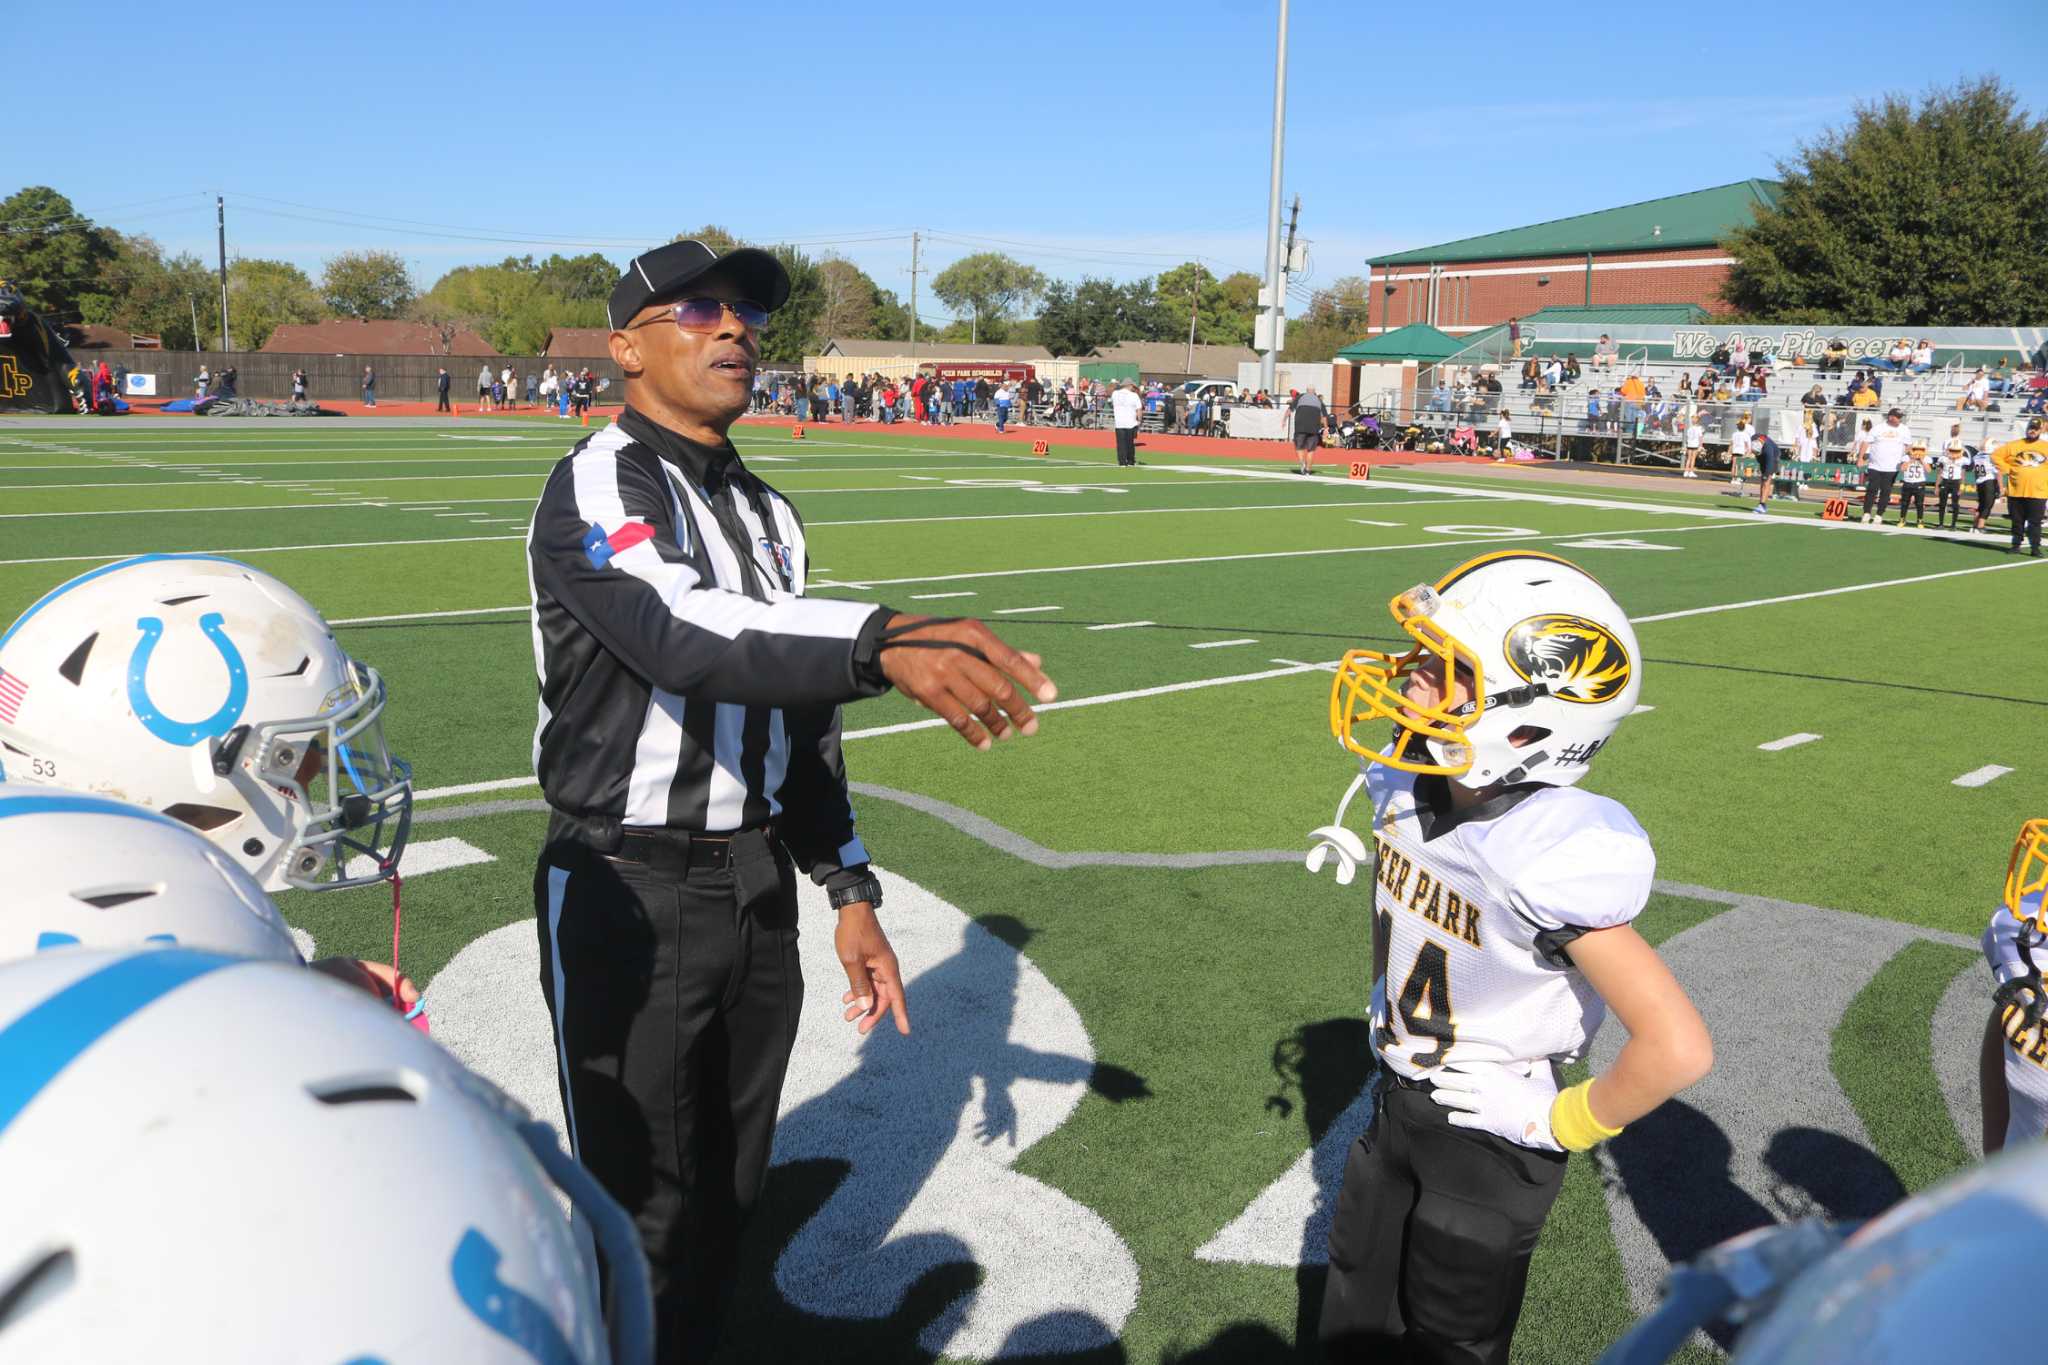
[1938, 424, 1969, 530]
[1897, 441, 1931, 528]
[1308, 550, 1713, 1365]
[1980, 818, 2048, 1153]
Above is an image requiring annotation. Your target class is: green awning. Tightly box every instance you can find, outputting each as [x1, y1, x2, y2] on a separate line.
[1336, 323, 1463, 363]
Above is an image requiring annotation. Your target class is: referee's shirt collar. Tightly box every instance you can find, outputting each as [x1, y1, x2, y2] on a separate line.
[618, 406, 741, 488]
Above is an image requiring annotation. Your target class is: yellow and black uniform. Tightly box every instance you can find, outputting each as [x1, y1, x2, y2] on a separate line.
[1990, 434, 2048, 555]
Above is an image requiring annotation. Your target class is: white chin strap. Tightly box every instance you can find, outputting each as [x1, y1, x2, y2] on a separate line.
[1305, 771, 1371, 885]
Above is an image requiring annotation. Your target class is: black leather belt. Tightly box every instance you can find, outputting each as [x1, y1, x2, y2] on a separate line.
[608, 825, 771, 877]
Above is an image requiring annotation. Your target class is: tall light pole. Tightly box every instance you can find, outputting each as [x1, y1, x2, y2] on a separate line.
[1257, 0, 1290, 392]
[216, 196, 231, 353]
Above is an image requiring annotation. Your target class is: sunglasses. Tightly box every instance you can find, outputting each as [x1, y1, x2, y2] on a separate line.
[629, 297, 770, 333]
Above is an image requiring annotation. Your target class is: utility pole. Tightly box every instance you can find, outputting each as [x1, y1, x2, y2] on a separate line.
[971, 300, 978, 347]
[215, 196, 232, 353]
[1184, 278, 1200, 376]
[188, 295, 202, 355]
[1257, 0, 1290, 391]
[908, 231, 921, 362]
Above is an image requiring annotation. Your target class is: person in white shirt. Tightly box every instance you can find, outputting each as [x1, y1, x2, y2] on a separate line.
[1109, 382, 1141, 465]
[1961, 370, 1992, 412]
[1860, 409, 1913, 524]
[1726, 415, 1753, 488]
[477, 363, 494, 412]
[1540, 356, 1562, 391]
[1911, 341, 1936, 373]
[1681, 407, 1704, 478]
[1493, 409, 1514, 460]
[1937, 424, 1969, 529]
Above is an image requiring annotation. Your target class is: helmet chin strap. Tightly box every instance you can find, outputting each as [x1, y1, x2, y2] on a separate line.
[387, 867, 428, 1032]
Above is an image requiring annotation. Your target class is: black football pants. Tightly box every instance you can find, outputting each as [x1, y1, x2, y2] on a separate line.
[536, 817, 804, 1365]
[1321, 1077, 1567, 1365]
[1115, 425, 1137, 465]
[1861, 468, 1897, 518]
[2013, 496, 2045, 552]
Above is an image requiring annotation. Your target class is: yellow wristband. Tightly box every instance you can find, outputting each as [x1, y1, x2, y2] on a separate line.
[1548, 1080, 1624, 1153]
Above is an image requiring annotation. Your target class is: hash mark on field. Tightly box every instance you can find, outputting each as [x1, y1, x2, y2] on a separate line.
[1953, 765, 2014, 788]
[345, 836, 495, 881]
[1759, 732, 1822, 751]
[995, 606, 1062, 615]
[1191, 638, 1258, 650]
[911, 591, 976, 600]
[1271, 657, 1338, 672]
[1350, 519, 1404, 527]
[1088, 621, 1154, 631]
[1630, 704, 1657, 715]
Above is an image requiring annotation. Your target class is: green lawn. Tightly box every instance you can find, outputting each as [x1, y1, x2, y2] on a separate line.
[2, 416, 2042, 1362]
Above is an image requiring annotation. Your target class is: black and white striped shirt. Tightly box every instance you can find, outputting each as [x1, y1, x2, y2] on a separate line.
[527, 408, 894, 885]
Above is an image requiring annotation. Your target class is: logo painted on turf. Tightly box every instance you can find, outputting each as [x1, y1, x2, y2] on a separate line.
[127, 613, 250, 746]
[582, 520, 655, 569]
[1503, 613, 1632, 705]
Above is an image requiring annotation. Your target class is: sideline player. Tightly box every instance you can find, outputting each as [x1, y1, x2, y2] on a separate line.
[1981, 818, 2048, 1152]
[1307, 550, 1713, 1364]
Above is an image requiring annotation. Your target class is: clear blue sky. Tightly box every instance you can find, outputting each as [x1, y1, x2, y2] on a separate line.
[15, 0, 2045, 324]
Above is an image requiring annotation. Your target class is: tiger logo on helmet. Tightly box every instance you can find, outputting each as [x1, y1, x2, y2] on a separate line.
[1504, 614, 1633, 706]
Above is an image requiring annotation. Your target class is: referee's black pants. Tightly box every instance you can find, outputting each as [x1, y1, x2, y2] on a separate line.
[1320, 1075, 1567, 1365]
[536, 816, 803, 1365]
[1115, 425, 1137, 465]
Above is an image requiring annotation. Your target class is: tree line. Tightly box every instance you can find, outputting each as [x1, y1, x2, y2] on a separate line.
[4, 79, 2040, 362]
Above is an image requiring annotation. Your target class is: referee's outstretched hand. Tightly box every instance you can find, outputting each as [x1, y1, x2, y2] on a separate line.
[877, 613, 1058, 751]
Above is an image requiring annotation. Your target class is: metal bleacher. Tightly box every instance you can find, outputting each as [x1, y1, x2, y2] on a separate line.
[1376, 326, 2041, 466]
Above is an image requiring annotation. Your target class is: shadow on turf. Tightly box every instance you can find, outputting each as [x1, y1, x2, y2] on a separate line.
[1602, 1101, 1909, 1350]
[714, 913, 1149, 1364]
[1267, 1018, 1379, 1358]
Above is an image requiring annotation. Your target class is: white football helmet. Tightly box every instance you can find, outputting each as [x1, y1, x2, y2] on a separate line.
[0, 947, 652, 1363]
[0, 555, 411, 890]
[1330, 550, 1641, 789]
[0, 783, 299, 963]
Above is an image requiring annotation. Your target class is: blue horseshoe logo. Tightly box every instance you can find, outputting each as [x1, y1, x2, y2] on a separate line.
[127, 613, 250, 746]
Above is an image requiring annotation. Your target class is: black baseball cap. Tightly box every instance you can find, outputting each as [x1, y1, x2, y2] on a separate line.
[607, 240, 790, 330]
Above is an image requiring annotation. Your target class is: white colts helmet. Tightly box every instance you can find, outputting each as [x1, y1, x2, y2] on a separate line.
[1330, 551, 1641, 789]
[0, 555, 410, 891]
[0, 784, 299, 964]
[0, 948, 653, 1363]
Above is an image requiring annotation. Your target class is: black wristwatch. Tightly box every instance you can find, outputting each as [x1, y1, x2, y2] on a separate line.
[828, 875, 884, 911]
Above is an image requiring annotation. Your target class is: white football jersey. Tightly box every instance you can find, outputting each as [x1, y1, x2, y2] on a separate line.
[1361, 756, 1654, 1085]
[1984, 905, 2048, 1148]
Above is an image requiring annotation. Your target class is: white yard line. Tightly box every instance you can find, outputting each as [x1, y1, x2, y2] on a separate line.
[813, 520, 1755, 589]
[0, 500, 382, 520]
[1758, 733, 1823, 751]
[1953, 765, 2014, 788]
[1190, 638, 1258, 649]
[994, 605, 1062, 615]
[1634, 557, 2048, 622]
[0, 533, 523, 569]
[1087, 620, 1155, 631]
[330, 605, 528, 626]
[910, 591, 977, 600]
[802, 498, 1459, 529]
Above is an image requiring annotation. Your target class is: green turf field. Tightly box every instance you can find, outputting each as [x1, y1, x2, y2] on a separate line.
[2, 416, 2043, 1362]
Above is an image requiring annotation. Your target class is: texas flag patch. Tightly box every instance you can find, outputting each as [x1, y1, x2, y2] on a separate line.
[583, 520, 656, 569]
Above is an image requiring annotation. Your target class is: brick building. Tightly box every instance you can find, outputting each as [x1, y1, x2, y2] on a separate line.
[1363, 180, 1778, 336]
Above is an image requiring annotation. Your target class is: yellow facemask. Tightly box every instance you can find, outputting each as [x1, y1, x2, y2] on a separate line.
[1328, 584, 1485, 777]
[2006, 818, 2048, 933]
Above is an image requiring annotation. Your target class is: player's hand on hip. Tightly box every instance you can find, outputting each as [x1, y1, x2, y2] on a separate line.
[877, 613, 1057, 751]
[1427, 1061, 1564, 1151]
[836, 902, 910, 1036]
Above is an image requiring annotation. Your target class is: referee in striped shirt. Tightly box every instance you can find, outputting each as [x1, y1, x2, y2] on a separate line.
[527, 239, 1057, 1363]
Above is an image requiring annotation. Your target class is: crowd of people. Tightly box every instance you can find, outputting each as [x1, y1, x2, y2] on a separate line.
[748, 371, 1309, 438]
[466, 362, 602, 416]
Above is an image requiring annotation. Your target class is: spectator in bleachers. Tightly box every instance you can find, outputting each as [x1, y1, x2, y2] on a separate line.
[1427, 379, 1450, 413]
[1729, 337, 1750, 374]
[1991, 358, 2016, 395]
[1802, 383, 1827, 413]
[1592, 334, 1618, 369]
[1910, 339, 1936, 374]
[1520, 358, 1540, 391]
[1876, 337, 1914, 371]
[1646, 381, 1668, 432]
[1617, 372, 1647, 429]
[1711, 376, 1733, 403]
[1821, 338, 1850, 374]
[2024, 386, 2048, 417]
[1849, 372, 1879, 409]
[1542, 355, 1564, 390]
[1562, 354, 1582, 384]
[1960, 368, 1992, 412]
[1508, 316, 1522, 357]
[1585, 388, 1603, 432]
[1694, 372, 1715, 401]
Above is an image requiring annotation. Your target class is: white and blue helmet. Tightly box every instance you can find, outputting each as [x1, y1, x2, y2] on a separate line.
[0, 784, 299, 963]
[0, 948, 652, 1362]
[0, 555, 411, 891]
